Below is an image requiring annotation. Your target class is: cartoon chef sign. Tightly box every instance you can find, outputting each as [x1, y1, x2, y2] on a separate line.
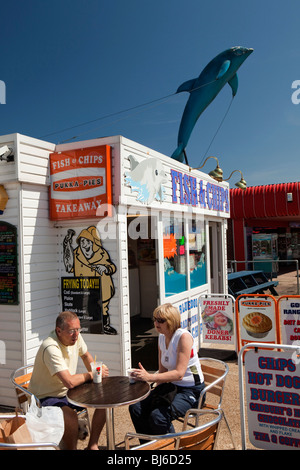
[63, 226, 117, 335]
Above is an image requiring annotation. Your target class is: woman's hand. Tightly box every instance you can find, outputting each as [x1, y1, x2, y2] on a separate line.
[132, 362, 152, 382]
[102, 363, 109, 378]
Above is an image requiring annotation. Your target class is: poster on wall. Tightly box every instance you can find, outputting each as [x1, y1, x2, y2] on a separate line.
[244, 348, 300, 450]
[175, 297, 199, 350]
[236, 295, 279, 350]
[62, 277, 103, 334]
[278, 296, 300, 345]
[62, 225, 117, 335]
[49, 145, 112, 220]
[200, 295, 234, 345]
[0, 221, 18, 304]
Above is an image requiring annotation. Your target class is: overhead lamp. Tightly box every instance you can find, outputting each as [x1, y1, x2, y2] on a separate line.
[224, 169, 247, 190]
[190, 156, 224, 182]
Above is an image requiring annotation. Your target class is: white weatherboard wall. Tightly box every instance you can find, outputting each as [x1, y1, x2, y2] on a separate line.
[0, 134, 56, 408]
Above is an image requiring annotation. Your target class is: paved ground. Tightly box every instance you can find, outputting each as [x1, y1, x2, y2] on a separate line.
[273, 265, 300, 296]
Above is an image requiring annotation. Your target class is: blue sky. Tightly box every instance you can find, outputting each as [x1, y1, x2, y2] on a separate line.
[1, 0, 300, 187]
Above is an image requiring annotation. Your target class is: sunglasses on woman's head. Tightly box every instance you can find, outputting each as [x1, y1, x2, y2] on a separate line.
[153, 316, 166, 324]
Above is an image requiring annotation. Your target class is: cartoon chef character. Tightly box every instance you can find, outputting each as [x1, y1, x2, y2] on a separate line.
[63, 226, 117, 335]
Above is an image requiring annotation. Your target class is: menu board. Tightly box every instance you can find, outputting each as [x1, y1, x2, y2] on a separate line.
[0, 222, 18, 304]
[245, 349, 300, 450]
[61, 277, 103, 334]
[200, 295, 235, 345]
[236, 295, 279, 351]
[278, 296, 300, 344]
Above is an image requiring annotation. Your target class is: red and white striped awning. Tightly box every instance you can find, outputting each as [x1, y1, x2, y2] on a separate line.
[230, 182, 300, 219]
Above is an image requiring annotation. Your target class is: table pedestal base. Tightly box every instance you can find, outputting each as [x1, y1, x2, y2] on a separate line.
[106, 408, 115, 450]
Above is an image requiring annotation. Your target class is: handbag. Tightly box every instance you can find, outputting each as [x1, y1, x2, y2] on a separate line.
[25, 396, 64, 447]
[148, 382, 179, 417]
[0, 412, 33, 445]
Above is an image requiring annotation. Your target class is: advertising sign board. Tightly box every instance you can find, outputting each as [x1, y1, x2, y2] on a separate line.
[236, 295, 279, 351]
[278, 296, 300, 345]
[49, 145, 112, 220]
[244, 348, 300, 450]
[200, 295, 235, 345]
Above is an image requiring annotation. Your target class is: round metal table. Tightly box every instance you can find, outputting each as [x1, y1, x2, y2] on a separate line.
[67, 376, 150, 449]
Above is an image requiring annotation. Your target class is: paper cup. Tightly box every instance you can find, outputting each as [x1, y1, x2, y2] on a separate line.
[91, 361, 103, 383]
[127, 368, 136, 384]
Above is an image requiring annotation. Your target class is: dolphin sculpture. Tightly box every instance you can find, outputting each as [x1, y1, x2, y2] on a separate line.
[171, 46, 253, 163]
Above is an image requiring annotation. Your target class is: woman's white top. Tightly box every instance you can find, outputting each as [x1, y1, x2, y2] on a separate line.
[159, 328, 204, 387]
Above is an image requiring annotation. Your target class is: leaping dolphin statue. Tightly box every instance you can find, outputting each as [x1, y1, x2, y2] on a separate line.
[171, 46, 253, 163]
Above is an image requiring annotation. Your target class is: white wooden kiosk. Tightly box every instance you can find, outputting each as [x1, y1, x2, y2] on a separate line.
[0, 133, 230, 407]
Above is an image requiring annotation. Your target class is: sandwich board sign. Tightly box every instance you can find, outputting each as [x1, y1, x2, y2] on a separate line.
[242, 345, 300, 450]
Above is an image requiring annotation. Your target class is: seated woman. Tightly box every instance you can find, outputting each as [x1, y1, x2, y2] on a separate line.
[129, 303, 205, 435]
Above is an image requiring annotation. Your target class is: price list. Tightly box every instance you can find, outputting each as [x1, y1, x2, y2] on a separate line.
[0, 222, 18, 304]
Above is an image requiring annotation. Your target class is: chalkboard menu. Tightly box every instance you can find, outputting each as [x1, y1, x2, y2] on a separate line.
[61, 277, 103, 334]
[0, 222, 18, 304]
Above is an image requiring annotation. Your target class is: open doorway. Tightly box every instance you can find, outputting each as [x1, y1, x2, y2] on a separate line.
[127, 216, 159, 371]
[209, 221, 223, 293]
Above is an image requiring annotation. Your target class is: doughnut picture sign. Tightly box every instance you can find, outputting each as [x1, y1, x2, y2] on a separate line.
[236, 294, 280, 351]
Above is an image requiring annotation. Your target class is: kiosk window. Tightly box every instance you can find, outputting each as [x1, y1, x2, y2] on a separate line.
[189, 219, 206, 289]
[163, 217, 187, 297]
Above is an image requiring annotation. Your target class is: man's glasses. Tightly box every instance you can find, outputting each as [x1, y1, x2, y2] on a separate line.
[153, 317, 166, 324]
[65, 328, 82, 335]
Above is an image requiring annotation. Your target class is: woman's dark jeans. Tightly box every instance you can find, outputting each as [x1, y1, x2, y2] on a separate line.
[129, 382, 205, 436]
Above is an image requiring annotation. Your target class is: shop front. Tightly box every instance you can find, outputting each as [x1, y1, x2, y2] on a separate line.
[229, 183, 300, 272]
[0, 133, 230, 407]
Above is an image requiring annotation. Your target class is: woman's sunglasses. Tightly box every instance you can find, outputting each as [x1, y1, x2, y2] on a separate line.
[153, 316, 166, 324]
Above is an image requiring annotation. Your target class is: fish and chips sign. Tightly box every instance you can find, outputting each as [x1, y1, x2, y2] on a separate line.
[49, 145, 112, 220]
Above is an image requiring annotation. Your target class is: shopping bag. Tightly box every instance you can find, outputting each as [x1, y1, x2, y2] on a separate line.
[25, 396, 64, 446]
[0, 413, 33, 445]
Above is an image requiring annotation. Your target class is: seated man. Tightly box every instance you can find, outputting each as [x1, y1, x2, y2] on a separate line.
[29, 310, 107, 450]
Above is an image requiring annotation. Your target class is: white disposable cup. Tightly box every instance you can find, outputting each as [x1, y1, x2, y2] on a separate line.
[92, 361, 103, 383]
[127, 368, 136, 384]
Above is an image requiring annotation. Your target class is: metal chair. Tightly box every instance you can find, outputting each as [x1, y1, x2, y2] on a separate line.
[125, 409, 222, 450]
[10, 365, 41, 412]
[197, 357, 236, 448]
[10, 365, 90, 429]
[0, 442, 60, 450]
[0, 414, 60, 450]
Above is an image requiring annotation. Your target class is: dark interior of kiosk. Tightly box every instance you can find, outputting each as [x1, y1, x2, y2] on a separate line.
[127, 216, 158, 371]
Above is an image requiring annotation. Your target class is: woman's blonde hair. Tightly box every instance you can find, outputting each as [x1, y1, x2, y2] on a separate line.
[153, 303, 181, 334]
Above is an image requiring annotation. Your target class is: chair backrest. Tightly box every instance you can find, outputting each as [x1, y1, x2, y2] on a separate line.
[10, 365, 40, 411]
[179, 408, 221, 450]
[199, 357, 229, 411]
[125, 410, 221, 451]
[10, 365, 90, 431]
